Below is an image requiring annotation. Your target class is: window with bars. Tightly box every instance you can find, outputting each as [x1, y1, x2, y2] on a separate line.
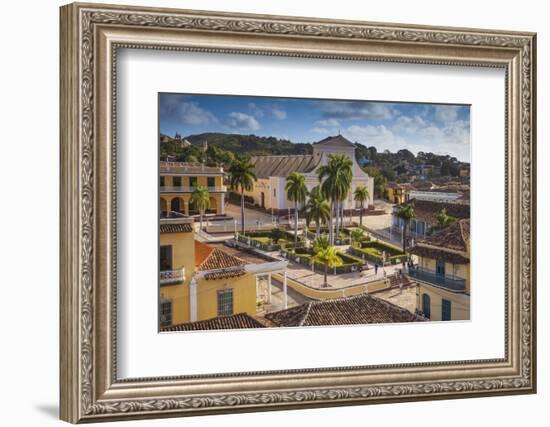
[159, 299, 173, 327]
[173, 176, 182, 187]
[207, 177, 215, 187]
[217, 289, 234, 316]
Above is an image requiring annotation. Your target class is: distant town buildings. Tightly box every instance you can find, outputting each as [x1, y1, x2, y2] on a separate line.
[391, 198, 470, 240]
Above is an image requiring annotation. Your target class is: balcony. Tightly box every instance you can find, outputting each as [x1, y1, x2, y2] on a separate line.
[160, 268, 186, 285]
[408, 267, 466, 292]
[160, 186, 227, 193]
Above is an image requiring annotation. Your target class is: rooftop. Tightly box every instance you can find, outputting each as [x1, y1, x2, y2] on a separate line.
[313, 134, 356, 149]
[160, 161, 224, 175]
[195, 241, 247, 280]
[398, 198, 470, 223]
[409, 219, 470, 264]
[249, 154, 319, 179]
[265, 293, 424, 327]
[159, 218, 194, 234]
[161, 313, 267, 331]
[208, 243, 278, 265]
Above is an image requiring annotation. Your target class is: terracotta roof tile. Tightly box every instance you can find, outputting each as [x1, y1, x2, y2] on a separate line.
[159, 223, 193, 233]
[265, 294, 425, 327]
[161, 313, 266, 331]
[409, 219, 470, 264]
[195, 241, 247, 280]
[399, 198, 470, 224]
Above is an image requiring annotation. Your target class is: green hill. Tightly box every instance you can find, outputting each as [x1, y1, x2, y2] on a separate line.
[184, 133, 312, 156]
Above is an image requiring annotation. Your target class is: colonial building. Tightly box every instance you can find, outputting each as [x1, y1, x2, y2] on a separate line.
[392, 198, 470, 240]
[244, 135, 374, 215]
[159, 217, 287, 327]
[384, 182, 414, 204]
[159, 161, 227, 216]
[408, 219, 470, 321]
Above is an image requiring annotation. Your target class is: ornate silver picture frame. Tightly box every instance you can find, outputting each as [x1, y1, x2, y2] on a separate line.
[60, 2, 536, 423]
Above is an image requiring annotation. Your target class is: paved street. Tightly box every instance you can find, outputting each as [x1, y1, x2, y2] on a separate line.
[279, 254, 406, 290]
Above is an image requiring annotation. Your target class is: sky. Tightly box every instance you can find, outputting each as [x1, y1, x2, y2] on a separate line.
[159, 93, 471, 162]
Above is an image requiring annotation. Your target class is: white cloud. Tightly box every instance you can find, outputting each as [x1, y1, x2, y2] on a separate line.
[434, 105, 461, 123]
[345, 125, 405, 151]
[248, 102, 264, 118]
[316, 118, 340, 127]
[271, 107, 287, 120]
[316, 101, 398, 121]
[160, 99, 216, 125]
[224, 112, 261, 131]
[392, 115, 428, 134]
[311, 126, 338, 134]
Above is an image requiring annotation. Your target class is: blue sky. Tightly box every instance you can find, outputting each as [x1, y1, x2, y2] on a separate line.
[159, 93, 471, 161]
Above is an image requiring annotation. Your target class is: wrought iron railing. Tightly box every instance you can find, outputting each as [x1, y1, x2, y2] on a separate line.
[160, 268, 185, 285]
[160, 186, 227, 193]
[408, 267, 466, 292]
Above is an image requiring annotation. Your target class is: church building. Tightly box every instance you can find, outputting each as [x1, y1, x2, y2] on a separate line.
[244, 135, 374, 215]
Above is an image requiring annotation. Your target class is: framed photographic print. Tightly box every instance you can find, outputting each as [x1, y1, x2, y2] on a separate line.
[60, 2, 537, 423]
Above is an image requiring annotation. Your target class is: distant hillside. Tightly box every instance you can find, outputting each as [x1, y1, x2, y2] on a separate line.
[159, 132, 469, 186]
[184, 133, 313, 156]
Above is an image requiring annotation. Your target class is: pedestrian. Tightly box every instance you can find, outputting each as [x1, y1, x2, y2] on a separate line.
[374, 263, 379, 275]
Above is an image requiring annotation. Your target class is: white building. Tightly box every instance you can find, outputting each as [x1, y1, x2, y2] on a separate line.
[245, 135, 374, 215]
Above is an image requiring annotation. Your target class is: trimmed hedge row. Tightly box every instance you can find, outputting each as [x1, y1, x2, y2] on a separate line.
[348, 240, 407, 265]
[280, 246, 364, 275]
[305, 227, 370, 246]
[236, 229, 302, 252]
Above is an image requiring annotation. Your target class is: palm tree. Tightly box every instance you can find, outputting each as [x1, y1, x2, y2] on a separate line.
[433, 208, 457, 231]
[228, 158, 257, 234]
[317, 154, 353, 245]
[395, 204, 416, 253]
[285, 172, 308, 243]
[351, 228, 364, 248]
[302, 186, 330, 238]
[190, 185, 210, 235]
[312, 236, 343, 287]
[353, 185, 370, 227]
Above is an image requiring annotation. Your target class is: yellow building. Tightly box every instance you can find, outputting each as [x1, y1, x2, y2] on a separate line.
[408, 219, 470, 321]
[159, 218, 288, 328]
[385, 182, 412, 204]
[159, 161, 227, 216]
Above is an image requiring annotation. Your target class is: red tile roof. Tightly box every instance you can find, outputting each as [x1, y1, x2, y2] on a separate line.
[399, 198, 470, 224]
[265, 294, 425, 327]
[159, 222, 193, 233]
[161, 313, 266, 331]
[195, 241, 246, 280]
[409, 219, 470, 264]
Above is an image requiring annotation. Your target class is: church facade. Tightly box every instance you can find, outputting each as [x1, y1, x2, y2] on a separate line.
[244, 135, 374, 215]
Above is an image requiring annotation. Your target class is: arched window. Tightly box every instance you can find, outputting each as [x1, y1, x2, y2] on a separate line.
[422, 293, 431, 319]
